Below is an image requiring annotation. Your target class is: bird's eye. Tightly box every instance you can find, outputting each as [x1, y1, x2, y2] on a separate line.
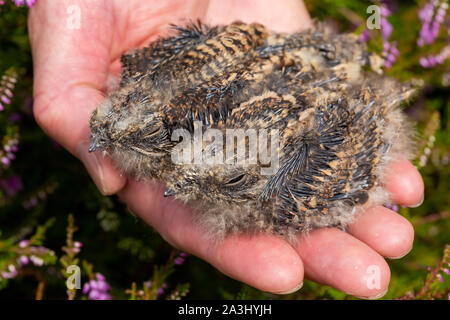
[224, 174, 247, 187]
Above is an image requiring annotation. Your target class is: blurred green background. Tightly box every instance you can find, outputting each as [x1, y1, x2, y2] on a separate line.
[0, 0, 448, 299]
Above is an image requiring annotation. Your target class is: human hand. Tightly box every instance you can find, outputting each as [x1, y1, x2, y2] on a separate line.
[29, 0, 424, 298]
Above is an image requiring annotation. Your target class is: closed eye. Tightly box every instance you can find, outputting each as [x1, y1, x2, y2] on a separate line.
[225, 174, 247, 187]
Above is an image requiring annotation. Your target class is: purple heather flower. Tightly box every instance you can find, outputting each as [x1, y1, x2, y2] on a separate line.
[420, 57, 430, 67]
[385, 203, 399, 213]
[97, 293, 111, 300]
[1, 157, 10, 166]
[379, 58, 392, 69]
[2, 265, 18, 279]
[443, 268, 450, 275]
[14, 0, 35, 6]
[418, 0, 448, 46]
[428, 55, 437, 66]
[380, 6, 391, 17]
[89, 279, 98, 290]
[96, 280, 110, 292]
[1, 96, 11, 104]
[435, 55, 444, 64]
[156, 288, 165, 297]
[391, 46, 399, 56]
[72, 242, 82, 253]
[19, 240, 29, 248]
[387, 54, 396, 63]
[145, 281, 152, 288]
[174, 257, 185, 265]
[156, 283, 168, 298]
[437, 273, 444, 283]
[420, 47, 448, 68]
[4, 88, 13, 98]
[84, 273, 112, 300]
[0, 176, 22, 196]
[82, 283, 90, 295]
[380, 17, 393, 39]
[96, 273, 105, 281]
[360, 29, 370, 42]
[88, 289, 101, 300]
[30, 255, 44, 266]
[382, 40, 399, 69]
[19, 256, 29, 266]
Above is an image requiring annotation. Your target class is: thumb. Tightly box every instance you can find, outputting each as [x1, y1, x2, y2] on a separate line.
[29, 0, 126, 195]
[34, 84, 127, 195]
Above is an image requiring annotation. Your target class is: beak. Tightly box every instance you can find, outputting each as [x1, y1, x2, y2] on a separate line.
[164, 187, 176, 197]
[89, 142, 99, 153]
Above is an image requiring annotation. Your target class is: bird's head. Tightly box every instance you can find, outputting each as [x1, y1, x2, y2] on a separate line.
[89, 87, 169, 156]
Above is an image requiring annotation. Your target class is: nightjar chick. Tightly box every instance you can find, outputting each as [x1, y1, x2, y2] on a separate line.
[89, 21, 417, 240]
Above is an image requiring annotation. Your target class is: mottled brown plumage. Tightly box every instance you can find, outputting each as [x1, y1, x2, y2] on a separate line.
[89, 21, 417, 240]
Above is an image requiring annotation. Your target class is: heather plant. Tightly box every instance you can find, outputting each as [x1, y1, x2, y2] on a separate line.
[0, 0, 448, 300]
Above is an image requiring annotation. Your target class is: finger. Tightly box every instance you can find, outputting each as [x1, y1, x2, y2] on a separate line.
[348, 206, 414, 259]
[119, 179, 304, 294]
[205, 0, 312, 32]
[295, 228, 390, 299]
[29, 1, 126, 195]
[383, 159, 424, 207]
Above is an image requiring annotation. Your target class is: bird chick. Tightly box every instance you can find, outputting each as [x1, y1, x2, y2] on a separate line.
[89, 21, 417, 240]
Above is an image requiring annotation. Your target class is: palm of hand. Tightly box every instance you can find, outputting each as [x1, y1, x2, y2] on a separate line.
[29, 0, 423, 297]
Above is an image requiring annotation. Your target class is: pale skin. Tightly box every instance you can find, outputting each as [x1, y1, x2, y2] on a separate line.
[29, 0, 424, 298]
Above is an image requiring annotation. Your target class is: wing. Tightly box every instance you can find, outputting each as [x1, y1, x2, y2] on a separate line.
[161, 51, 306, 134]
[261, 87, 388, 230]
[120, 20, 218, 86]
[120, 21, 269, 89]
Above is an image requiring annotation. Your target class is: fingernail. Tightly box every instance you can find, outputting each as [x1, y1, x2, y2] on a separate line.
[356, 288, 388, 300]
[276, 282, 303, 295]
[408, 194, 424, 208]
[77, 141, 108, 195]
[387, 246, 413, 260]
